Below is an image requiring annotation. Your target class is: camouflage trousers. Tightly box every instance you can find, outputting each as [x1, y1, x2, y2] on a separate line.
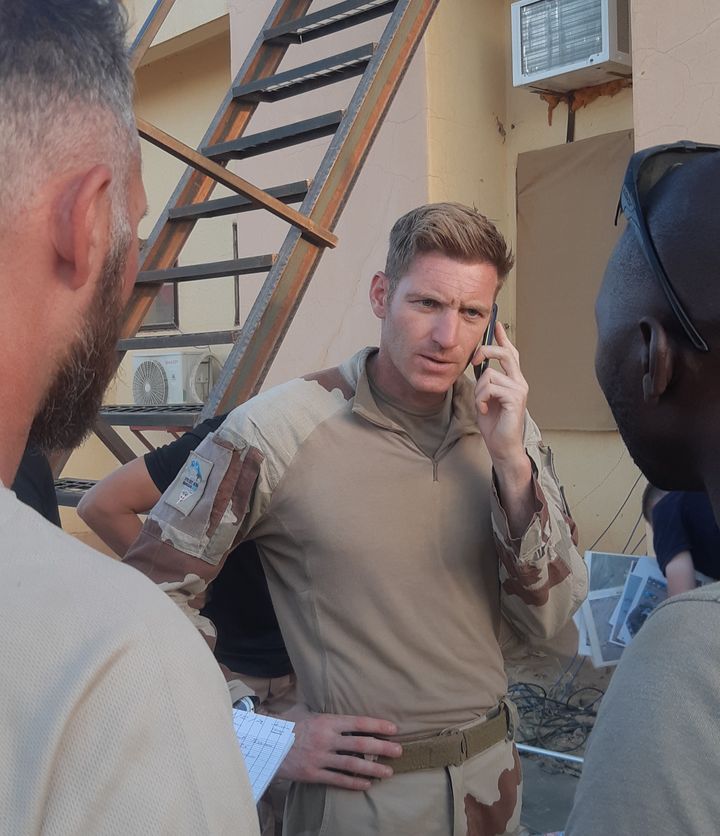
[283, 725, 522, 836]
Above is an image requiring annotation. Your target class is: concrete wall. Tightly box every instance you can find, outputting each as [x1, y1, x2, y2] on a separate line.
[506, 73, 640, 556]
[124, 0, 229, 58]
[632, 0, 720, 148]
[131, 28, 236, 346]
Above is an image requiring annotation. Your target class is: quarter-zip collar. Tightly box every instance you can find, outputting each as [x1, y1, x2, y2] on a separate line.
[341, 347, 482, 456]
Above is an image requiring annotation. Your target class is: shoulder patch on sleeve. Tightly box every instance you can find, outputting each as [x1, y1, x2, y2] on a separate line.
[163, 452, 214, 516]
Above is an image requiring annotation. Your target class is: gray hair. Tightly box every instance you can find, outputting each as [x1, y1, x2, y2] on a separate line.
[0, 0, 137, 216]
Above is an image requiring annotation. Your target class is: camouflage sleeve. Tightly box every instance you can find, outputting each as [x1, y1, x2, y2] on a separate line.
[491, 413, 588, 640]
[123, 421, 266, 696]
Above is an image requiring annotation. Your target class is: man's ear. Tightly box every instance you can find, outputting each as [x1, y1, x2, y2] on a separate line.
[640, 316, 673, 403]
[369, 271, 390, 320]
[50, 164, 113, 290]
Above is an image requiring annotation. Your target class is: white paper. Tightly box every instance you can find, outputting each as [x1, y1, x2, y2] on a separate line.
[609, 570, 643, 647]
[617, 557, 666, 646]
[573, 609, 592, 657]
[582, 589, 626, 668]
[580, 551, 716, 666]
[609, 558, 638, 629]
[581, 551, 637, 667]
[233, 710, 295, 802]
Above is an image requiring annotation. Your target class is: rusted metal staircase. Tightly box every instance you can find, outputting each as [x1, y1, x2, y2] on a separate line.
[56, 0, 439, 507]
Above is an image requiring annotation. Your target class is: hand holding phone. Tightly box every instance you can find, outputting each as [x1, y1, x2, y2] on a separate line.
[473, 303, 498, 381]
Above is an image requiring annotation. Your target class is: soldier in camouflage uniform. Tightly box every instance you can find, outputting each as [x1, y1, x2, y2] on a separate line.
[126, 203, 587, 836]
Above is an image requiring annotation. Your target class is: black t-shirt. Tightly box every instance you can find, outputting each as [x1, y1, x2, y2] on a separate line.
[145, 415, 291, 678]
[12, 445, 61, 527]
[652, 491, 720, 579]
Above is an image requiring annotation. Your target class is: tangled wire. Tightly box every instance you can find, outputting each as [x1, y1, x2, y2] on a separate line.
[509, 658, 604, 761]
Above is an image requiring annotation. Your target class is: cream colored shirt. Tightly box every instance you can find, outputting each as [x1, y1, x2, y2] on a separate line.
[567, 584, 720, 835]
[0, 485, 258, 835]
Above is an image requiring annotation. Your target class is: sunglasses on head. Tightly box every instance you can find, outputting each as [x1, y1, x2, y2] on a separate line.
[616, 140, 720, 353]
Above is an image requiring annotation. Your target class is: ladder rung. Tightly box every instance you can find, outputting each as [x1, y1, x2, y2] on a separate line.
[118, 330, 240, 351]
[55, 478, 97, 508]
[203, 113, 344, 162]
[169, 181, 309, 221]
[136, 255, 276, 285]
[263, 0, 397, 45]
[99, 405, 202, 428]
[232, 44, 375, 103]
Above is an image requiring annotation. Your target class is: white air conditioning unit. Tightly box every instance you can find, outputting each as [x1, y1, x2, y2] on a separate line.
[132, 351, 219, 406]
[511, 0, 631, 92]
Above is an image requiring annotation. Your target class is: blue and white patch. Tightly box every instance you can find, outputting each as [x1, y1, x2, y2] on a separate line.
[163, 452, 214, 516]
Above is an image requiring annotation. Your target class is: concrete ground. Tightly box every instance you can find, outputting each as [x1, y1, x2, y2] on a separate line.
[518, 756, 579, 834]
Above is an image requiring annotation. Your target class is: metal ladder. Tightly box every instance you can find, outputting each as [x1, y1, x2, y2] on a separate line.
[56, 0, 439, 506]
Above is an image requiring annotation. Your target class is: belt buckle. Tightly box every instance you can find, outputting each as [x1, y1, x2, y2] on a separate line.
[459, 730, 469, 764]
[442, 726, 466, 768]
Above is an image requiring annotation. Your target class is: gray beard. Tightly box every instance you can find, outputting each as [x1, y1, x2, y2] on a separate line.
[29, 236, 129, 453]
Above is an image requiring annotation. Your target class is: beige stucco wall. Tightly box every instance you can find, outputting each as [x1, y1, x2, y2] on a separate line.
[506, 75, 641, 556]
[131, 27, 236, 345]
[632, 0, 720, 149]
[124, 0, 228, 57]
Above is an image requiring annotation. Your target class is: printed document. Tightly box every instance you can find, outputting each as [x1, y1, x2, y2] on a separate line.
[233, 710, 295, 801]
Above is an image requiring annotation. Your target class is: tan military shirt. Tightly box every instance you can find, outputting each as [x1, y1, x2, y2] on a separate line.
[125, 348, 586, 736]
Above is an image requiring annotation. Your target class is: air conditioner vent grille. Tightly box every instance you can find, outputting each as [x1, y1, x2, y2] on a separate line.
[133, 360, 169, 406]
[520, 0, 603, 76]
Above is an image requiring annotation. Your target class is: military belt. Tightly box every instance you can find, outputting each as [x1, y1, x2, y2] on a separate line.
[377, 701, 513, 775]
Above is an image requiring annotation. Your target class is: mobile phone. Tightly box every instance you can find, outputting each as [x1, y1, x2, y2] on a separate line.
[473, 303, 498, 381]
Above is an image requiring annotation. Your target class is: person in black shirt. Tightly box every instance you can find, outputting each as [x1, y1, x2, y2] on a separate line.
[648, 489, 720, 597]
[78, 416, 294, 836]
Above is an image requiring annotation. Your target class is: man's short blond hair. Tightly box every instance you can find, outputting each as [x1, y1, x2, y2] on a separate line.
[384, 202, 514, 296]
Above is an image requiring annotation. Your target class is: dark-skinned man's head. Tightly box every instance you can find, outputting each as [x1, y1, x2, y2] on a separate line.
[596, 144, 720, 497]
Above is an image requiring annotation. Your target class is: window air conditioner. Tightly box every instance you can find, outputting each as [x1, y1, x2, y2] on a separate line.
[132, 351, 218, 406]
[511, 0, 631, 92]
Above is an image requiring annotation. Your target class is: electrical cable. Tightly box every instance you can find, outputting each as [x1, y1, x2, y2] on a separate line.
[631, 534, 647, 554]
[564, 656, 587, 693]
[508, 680, 604, 760]
[549, 651, 579, 693]
[588, 473, 643, 550]
[621, 512, 643, 553]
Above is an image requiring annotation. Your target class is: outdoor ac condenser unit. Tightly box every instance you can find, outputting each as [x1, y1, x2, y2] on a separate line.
[511, 0, 631, 92]
[132, 351, 218, 406]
